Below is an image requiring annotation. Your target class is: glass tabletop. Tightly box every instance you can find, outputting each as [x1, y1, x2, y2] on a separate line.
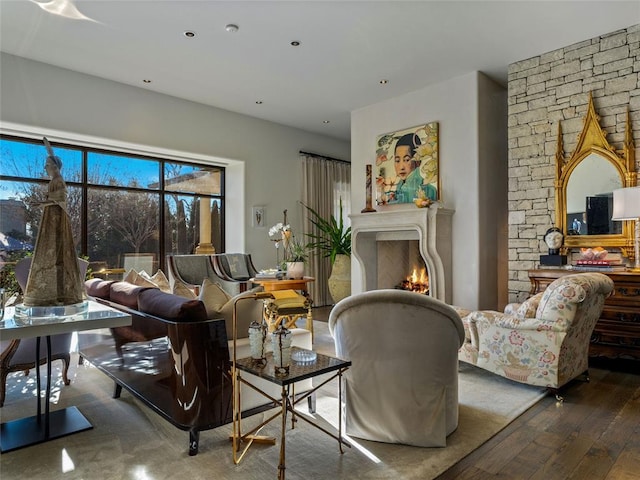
[234, 347, 351, 386]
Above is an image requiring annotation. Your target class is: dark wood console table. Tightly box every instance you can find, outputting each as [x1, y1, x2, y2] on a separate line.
[528, 269, 640, 361]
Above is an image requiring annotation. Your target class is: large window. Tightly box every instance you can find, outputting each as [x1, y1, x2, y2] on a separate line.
[0, 135, 224, 277]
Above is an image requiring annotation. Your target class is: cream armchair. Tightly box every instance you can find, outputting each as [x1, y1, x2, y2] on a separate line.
[454, 272, 614, 393]
[329, 289, 465, 447]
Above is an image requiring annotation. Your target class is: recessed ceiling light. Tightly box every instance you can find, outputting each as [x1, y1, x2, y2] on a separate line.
[143, 79, 152, 83]
[379, 79, 388, 85]
[291, 41, 300, 47]
[225, 24, 239, 33]
[323, 120, 330, 124]
[183, 31, 196, 38]
[255, 101, 263, 104]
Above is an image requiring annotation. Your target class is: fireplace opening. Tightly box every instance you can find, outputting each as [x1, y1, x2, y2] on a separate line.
[396, 267, 429, 294]
[377, 239, 429, 293]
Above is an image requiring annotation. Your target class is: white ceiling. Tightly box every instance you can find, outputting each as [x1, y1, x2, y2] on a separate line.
[1, 1, 638, 141]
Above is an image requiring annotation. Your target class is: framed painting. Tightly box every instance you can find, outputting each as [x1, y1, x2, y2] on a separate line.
[375, 122, 439, 206]
[252, 206, 266, 228]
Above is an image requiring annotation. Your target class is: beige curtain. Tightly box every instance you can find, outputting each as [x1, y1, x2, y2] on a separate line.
[301, 153, 351, 306]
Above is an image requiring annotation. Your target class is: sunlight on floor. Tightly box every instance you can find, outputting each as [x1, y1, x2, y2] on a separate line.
[294, 394, 382, 464]
[131, 465, 153, 479]
[61, 448, 75, 473]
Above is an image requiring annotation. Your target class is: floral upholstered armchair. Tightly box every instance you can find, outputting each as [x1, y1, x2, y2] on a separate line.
[454, 273, 614, 393]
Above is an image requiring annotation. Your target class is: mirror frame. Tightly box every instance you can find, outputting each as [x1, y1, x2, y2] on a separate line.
[555, 92, 637, 255]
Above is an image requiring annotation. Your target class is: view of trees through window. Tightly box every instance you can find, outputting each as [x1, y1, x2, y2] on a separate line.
[0, 135, 224, 285]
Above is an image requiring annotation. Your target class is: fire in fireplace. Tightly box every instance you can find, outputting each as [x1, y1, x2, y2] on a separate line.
[396, 267, 429, 294]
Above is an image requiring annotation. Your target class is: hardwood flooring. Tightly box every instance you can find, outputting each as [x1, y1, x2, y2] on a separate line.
[436, 361, 640, 479]
[313, 306, 640, 480]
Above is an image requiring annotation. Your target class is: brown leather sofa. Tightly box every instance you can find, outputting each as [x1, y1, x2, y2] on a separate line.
[80, 278, 231, 455]
[80, 278, 313, 455]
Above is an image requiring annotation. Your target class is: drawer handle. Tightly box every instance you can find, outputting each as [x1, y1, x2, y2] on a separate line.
[617, 313, 640, 323]
[617, 288, 640, 297]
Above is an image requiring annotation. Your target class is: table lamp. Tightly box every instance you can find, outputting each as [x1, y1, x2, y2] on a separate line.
[612, 186, 640, 272]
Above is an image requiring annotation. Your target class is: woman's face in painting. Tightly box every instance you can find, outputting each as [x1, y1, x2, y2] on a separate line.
[394, 145, 413, 180]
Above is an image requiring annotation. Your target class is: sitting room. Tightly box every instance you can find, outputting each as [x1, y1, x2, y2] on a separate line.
[1, 2, 639, 479]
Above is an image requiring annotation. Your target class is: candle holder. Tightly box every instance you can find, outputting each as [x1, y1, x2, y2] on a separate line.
[248, 319, 267, 367]
[271, 324, 292, 376]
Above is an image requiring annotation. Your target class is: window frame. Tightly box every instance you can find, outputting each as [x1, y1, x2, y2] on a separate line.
[0, 134, 225, 272]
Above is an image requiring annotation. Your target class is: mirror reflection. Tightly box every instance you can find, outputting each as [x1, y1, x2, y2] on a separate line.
[565, 153, 622, 236]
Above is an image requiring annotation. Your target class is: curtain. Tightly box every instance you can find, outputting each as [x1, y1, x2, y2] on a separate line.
[301, 153, 351, 306]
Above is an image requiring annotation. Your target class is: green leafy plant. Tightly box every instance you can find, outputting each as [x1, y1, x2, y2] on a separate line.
[286, 237, 308, 263]
[301, 199, 351, 264]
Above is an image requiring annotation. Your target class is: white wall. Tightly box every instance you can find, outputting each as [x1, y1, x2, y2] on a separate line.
[350, 71, 507, 309]
[0, 53, 350, 269]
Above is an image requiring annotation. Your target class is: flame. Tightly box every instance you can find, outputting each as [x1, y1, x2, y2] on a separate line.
[399, 267, 429, 294]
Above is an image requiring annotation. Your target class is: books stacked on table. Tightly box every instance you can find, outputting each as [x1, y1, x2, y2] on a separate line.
[255, 269, 285, 279]
[571, 259, 627, 272]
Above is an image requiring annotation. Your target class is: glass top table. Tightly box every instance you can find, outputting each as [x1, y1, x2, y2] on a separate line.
[232, 348, 351, 479]
[0, 300, 132, 452]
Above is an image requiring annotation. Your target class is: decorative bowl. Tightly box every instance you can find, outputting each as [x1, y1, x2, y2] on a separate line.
[580, 247, 608, 260]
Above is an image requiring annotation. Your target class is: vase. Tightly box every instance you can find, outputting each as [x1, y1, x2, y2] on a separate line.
[328, 254, 351, 304]
[286, 261, 304, 279]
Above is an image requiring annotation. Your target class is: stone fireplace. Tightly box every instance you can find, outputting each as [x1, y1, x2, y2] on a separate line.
[350, 207, 453, 303]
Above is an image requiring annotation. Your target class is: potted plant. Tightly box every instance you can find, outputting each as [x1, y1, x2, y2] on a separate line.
[301, 199, 351, 303]
[284, 237, 308, 279]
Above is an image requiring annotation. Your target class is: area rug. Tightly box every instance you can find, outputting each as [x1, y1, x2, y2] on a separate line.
[0, 322, 546, 480]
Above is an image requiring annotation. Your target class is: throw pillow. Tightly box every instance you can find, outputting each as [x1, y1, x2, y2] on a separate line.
[172, 279, 197, 299]
[123, 269, 158, 289]
[197, 283, 265, 340]
[219, 287, 265, 340]
[515, 292, 543, 319]
[139, 269, 172, 293]
[199, 278, 231, 318]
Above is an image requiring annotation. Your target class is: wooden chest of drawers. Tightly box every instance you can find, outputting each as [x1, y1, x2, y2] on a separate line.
[528, 269, 640, 361]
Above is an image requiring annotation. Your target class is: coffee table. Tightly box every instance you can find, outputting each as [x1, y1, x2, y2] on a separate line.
[231, 347, 351, 479]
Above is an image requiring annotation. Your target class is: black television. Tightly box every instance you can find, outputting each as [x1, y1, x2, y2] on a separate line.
[586, 195, 617, 235]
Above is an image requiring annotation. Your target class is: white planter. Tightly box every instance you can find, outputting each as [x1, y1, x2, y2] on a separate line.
[286, 261, 304, 279]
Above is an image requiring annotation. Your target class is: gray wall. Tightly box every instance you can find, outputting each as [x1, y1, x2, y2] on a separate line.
[351, 71, 508, 310]
[0, 52, 350, 270]
[507, 25, 640, 302]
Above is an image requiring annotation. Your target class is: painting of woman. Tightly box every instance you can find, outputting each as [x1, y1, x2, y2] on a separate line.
[375, 123, 439, 205]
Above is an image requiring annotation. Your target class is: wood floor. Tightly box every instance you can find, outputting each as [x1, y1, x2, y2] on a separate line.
[313, 306, 640, 480]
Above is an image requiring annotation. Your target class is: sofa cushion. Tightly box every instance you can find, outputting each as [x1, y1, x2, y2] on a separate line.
[85, 278, 114, 299]
[138, 288, 208, 322]
[110, 281, 151, 309]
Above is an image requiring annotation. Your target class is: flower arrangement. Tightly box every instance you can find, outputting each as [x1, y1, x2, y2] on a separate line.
[413, 188, 433, 208]
[268, 210, 308, 269]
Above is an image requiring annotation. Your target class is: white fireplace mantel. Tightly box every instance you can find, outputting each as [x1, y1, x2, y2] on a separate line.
[350, 206, 453, 303]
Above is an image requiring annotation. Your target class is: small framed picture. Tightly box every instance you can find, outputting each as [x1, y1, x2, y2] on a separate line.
[252, 206, 266, 228]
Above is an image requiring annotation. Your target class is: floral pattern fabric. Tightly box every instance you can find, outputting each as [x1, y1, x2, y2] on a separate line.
[454, 273, 614, 389]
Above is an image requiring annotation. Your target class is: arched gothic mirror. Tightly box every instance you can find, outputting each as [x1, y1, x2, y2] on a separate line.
[555, 92, 637, 255]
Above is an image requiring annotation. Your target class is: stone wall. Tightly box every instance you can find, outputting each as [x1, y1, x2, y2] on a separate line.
[507, 25, 640, 302]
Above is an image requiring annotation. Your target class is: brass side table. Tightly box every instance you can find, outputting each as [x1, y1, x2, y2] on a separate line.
[231, 347, 351, 479]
